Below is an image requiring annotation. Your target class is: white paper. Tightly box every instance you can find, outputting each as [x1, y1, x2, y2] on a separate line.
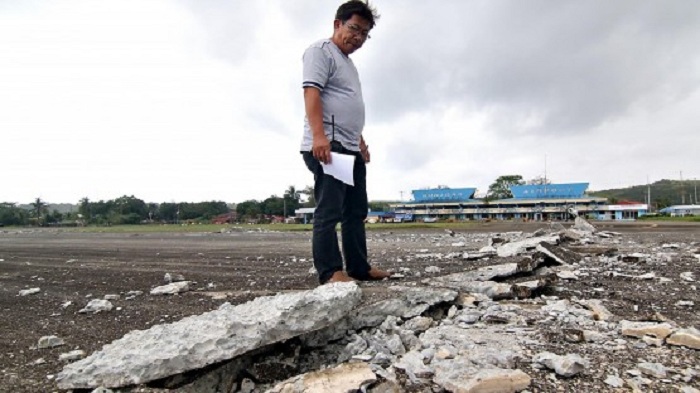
[320, 152, 355, 186]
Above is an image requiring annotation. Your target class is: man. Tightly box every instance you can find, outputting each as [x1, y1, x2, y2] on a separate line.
[300, 1, 391, 284]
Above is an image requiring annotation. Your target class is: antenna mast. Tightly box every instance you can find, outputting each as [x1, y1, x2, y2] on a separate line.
[647, 175, 651, 211]
[681, 171, 685, 204]
[544, 154, 547, 197]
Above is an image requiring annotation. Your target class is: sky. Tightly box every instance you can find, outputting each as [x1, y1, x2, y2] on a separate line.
[2, 0, 699, 204]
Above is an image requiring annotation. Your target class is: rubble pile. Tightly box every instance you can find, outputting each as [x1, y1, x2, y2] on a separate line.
[47, 216, 700, 393]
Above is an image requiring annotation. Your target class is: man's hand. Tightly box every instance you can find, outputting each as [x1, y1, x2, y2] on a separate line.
[360, 144, 370, 163]
[312, 134, 332, 164]
[360, 138, 370, 163]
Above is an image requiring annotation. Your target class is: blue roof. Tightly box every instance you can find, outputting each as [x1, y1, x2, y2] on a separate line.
[510, 183, 588, 199]
[412, 188, 476, 203]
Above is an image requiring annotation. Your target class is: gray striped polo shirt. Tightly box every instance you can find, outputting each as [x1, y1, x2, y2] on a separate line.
[300, 39, 365, 152]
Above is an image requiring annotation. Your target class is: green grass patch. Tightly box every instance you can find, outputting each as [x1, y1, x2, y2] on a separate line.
[638, 215, 700, 222]
[62, 221, 483, 233]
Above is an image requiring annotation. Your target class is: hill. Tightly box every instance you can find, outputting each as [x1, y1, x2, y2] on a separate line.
[589, 179, 699, 209]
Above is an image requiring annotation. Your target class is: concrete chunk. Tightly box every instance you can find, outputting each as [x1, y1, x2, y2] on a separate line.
[57, 283, 362, 389]
[19, 287, 41, 296]
[38, 335, 65, 349]
[59, 350, 86, 362]
[436, 368, 531, 393]
[637, 362, 667, 378]
[150, 281, 190, 295]
[496, 234, 559, 257]
[620, 321, 675, 340]
[536, 242, 582, 265]
[533, 352, 588, 377]
[572, 216, 596, 233]
[666, 328, 700, 350]
[578, 299, 613, 321]
[267, 362, 376, 393]
[79, 299, 113, 314]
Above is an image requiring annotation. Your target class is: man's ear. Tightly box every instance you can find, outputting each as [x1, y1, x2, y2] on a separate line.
[333, 19, 341, 29]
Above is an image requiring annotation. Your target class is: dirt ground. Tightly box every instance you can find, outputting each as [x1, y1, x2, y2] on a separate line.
[1, 222, 698, 393]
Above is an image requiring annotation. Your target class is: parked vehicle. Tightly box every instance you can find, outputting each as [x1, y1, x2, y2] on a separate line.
[393, 213, 414, 223]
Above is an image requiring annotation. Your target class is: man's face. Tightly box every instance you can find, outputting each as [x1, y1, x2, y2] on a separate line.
[333, 14, 371, 55]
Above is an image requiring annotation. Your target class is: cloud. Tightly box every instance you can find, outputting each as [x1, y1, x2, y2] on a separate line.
[363, 1, 700, 137]
[1, 1, 698, 204]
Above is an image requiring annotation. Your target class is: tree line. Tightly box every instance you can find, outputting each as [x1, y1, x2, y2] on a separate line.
[0, 196, 231, 226]
[0, 176, 559, 227]
[4, 175, 684, 226]
[0, 186, 314, 227]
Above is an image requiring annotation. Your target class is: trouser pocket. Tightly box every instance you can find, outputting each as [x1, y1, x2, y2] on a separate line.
[302, 152, 322, 177]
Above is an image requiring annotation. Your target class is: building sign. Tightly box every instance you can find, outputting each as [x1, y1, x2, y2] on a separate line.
[412, 188, 476, 202]
[510, 183, 588, 199]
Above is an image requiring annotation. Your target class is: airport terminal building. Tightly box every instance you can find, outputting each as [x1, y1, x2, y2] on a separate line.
[389, 183, 649, 221]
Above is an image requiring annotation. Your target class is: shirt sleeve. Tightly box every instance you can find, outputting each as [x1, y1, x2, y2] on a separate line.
[302, 46, 332, 91]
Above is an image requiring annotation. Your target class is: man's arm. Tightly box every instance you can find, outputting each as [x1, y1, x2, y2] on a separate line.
[304, 87, 331, 164]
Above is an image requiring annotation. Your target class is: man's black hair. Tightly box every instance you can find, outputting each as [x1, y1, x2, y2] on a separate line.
[335, 0, 379, 29]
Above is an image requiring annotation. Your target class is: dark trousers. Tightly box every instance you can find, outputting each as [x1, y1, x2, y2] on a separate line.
[302, 148, 371, 283]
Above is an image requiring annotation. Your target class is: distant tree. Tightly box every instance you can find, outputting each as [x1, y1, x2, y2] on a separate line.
[300, 185, 316, 207]
[178, 201, 228, 220]
[113, 195, 147, 217]
[89, 200, 112, 222]
[369, 201, 390, 212]
[261, 196, 284, 216]
[78, 197, 91, 221]
[236, 200, 262, 220]
[45, 209, 64, 224]
[155, 203, 177, 222]
[653, 197, 672, 210]
[202, 202, 228, 219]
[31, 197, 48, 226]
[0, 202, 29, 226]
[283, 186, 302, 216]
[527, 176, 551, 185]
[147, 203, 158, 222]
[487, 175, 525, 200]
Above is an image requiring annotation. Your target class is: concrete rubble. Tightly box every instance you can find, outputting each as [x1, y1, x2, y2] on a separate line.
[532, 352, 588, 377]
[150, 281, 191, 295]
[19, 287, 41, 296]
[57, 283, 362, 389]
[58, 350, 86, 362]
[79, 299, 114, 314]
[54, 216, 700, 393]
[267, 363, 376, 393]
[38, 335, 65, 349]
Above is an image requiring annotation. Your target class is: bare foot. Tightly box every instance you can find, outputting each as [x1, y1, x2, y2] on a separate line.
[365, 267, 392, 281]
[325, 271, 355, 284]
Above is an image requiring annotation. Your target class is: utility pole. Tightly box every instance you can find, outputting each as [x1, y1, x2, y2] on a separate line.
[695, 178, 698, 205]
[647, 175, 651, 211]
[680, 171, 685, 204]
[544, 154, 548, 197]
